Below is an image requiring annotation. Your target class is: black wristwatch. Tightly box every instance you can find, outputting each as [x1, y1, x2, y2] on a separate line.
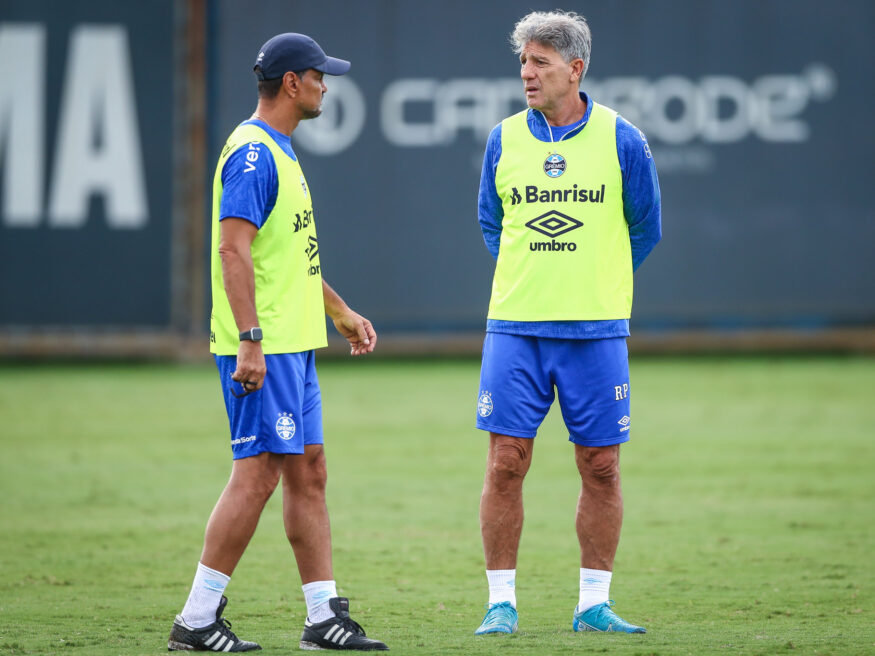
[239, 327, 263, 342]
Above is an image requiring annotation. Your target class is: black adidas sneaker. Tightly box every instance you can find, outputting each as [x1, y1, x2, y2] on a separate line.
[168, 595, 261, 652]
[300, 597, 388, 651]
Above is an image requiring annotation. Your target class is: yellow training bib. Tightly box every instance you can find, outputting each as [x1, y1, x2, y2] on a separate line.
[489, 103, 632, 321]
[210, 123, 327, 355]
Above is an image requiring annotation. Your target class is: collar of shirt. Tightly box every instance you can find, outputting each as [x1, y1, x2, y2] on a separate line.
[242, 118, 298, 162]
[527, 91, 592, 143]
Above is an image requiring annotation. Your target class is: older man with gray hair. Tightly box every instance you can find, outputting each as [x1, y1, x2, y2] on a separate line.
[473, 10, 661, 636]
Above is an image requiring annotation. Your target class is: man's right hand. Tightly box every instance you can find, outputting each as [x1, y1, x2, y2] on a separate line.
[232, 340, 266, 392]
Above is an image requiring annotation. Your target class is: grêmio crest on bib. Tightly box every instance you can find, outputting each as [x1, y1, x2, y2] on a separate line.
[543, 152, 567, 178]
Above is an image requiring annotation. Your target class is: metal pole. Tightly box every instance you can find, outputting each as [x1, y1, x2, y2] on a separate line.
[171, 0, 208, 358]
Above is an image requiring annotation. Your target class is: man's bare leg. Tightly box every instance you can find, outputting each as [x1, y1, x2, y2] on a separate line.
[174, 451, 283, 638]
[281, 444, 333, 583]
[201, 452, 284, 575]
[474, 433, 533, 632]
[572, 443, 644, 631]
[480, 434, 535, 569]
[574, 444, 623, 571]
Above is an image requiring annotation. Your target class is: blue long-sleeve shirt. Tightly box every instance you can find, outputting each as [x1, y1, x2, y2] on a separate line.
[479, 91, 662, 339]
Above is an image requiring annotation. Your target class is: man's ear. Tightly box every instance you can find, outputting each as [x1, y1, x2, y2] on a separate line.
[570, 58, 585, 83]
[283, 71, 299, 97]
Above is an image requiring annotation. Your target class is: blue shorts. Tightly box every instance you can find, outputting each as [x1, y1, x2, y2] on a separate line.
[476, 333, 631, 447]
[215, 351, 323, 459]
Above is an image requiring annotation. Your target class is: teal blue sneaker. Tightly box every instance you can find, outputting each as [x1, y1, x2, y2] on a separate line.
[474, 602, 518, 635]
[572, 600, 646, 633]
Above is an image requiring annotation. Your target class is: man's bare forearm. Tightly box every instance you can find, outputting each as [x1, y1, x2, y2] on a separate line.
[322, 279, 350, 320]
[220, 248, 259, 332]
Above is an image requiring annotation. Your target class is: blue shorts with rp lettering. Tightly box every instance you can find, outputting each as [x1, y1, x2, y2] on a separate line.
[476, 333, 631, 446]
[215, 351, 323, 459]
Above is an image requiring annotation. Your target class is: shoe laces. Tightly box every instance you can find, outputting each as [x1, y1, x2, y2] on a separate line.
[217, 616, 241, 642]
[597, 600, 637, 629]
[482, 602, 515, 626]
[335, 615, 366, 637]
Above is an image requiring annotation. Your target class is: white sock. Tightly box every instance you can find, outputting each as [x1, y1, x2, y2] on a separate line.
[302, 580, 337, 623]
[486, 569, 517, 607]
[577, 568, 612, 612]
[180, 562, 230, 628]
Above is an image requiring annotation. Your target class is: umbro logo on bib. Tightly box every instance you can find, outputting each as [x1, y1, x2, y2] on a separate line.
[526, 210, 582, 253]
[526, 211, 582, 238]
[306, 236, 321, 277]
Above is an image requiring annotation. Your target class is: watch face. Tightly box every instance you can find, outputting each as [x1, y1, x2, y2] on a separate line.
[240, 328, 263, 341]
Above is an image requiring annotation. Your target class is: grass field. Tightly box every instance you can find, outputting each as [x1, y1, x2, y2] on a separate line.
[0, 356, 872, 655]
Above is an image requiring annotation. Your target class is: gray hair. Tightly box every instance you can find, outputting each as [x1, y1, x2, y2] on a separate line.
[511, 10, 592, 79]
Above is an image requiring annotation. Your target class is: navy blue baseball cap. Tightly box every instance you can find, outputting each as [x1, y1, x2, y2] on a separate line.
[253, 33, 350, 80]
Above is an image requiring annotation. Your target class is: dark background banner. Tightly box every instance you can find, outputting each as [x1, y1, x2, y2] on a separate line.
[0, 0, 173, 327]
[211, 0, 874, 332]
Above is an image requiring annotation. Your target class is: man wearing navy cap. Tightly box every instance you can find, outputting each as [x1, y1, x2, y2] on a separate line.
[168, 33, 388, 652]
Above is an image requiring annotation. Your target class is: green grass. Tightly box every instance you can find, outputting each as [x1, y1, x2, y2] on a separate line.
[0, 356, 872, 655]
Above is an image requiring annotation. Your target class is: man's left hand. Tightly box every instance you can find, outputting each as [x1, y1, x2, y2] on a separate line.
[332, 311, 377, 356]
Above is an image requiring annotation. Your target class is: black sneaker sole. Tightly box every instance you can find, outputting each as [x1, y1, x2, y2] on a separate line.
[299, 641, 323, 651]
[299, 639, 388, 651]
[168, 640, 196, 651]
[169, 639, 262, 652]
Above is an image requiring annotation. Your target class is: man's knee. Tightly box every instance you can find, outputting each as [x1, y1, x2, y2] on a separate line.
[230, 458, 282, 501]
[303, 451, 328, 490]
[577, 446, 620, 486]
[252, 474, 282, 501]
[488, 439, 532, 481]
[284, 447, 328, 495]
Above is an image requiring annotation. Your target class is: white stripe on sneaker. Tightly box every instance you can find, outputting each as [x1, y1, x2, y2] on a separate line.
[223, 639, 235, 652]
[324, 625, 340, 641]
[204, 631, 222, 647]
[212, 635, 227, 650]
[338, 631, 351, 646]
